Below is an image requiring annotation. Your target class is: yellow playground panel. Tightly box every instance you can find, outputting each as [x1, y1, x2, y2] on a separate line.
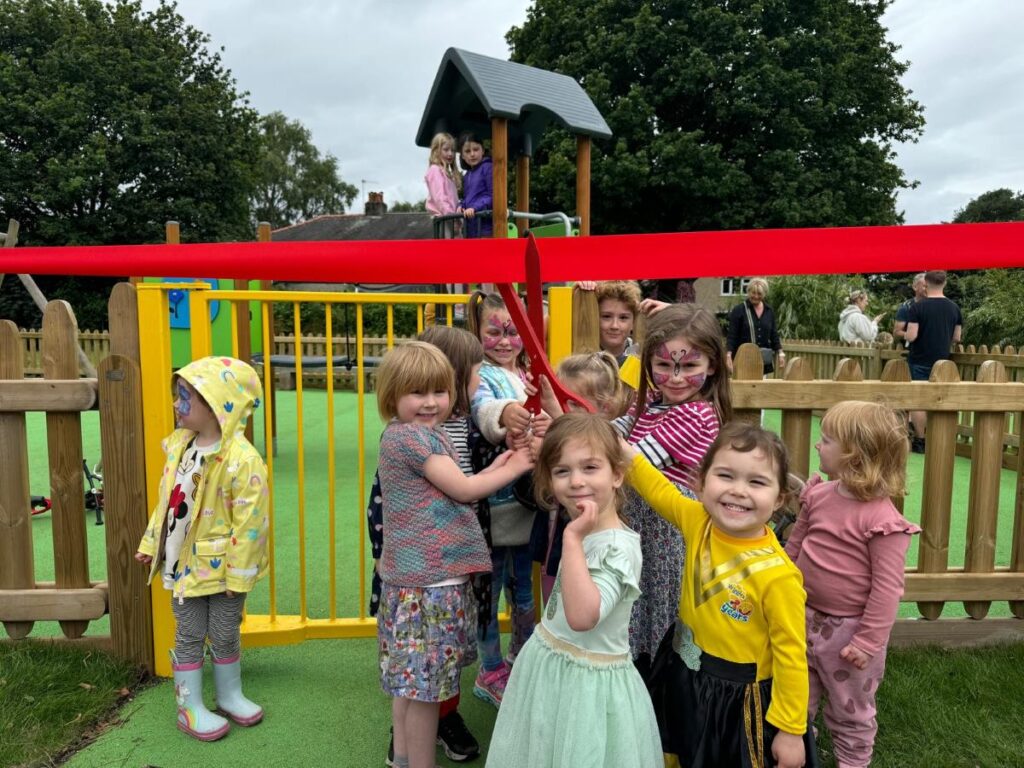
[136, 282, 575, 676]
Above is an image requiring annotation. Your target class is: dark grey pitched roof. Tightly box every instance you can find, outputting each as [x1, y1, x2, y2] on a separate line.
[272, 212, 434, 242]
[415, 47, 612, 153]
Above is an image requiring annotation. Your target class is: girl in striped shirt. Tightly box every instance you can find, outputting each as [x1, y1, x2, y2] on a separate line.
[612, 304, 732, 684]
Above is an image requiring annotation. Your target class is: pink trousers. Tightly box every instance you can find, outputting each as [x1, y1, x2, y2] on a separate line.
[806, 609, 888, 768]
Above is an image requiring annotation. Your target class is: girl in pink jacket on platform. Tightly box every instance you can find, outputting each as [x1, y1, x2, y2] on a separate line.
[425, 132, 461, 237]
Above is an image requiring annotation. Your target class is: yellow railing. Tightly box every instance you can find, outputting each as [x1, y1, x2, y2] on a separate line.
[137, 283, 574, 675]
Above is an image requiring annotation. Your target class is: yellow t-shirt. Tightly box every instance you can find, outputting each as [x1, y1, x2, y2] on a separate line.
[628, 454, 809, 735]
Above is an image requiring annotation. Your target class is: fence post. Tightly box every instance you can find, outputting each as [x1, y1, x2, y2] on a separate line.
[780, 357, 814, 479]
[99, 283, 155, 671]
[42, 301, 91, 638]
[916, 360, 960, 620]
[963, 360, 1006, 619]
[0, 320, 35, 639]
[733, 343, 764, 426]
[1012, 398, 1024, 617]
[832, 357, 863, 382]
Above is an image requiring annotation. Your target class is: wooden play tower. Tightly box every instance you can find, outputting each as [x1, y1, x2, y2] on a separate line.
[415, 48, 612, 237]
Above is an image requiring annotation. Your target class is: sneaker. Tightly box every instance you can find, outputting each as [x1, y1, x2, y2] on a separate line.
[911, 437, 926, 454]
[437, 711, 481, 762]
[473, 666, 509, 708]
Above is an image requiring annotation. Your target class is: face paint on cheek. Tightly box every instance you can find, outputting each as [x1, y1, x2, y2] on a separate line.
[507, 333, 523, 351]
[684, 372, 707, 389]
[652, 371, 671, 386]
[175, 383, 192, 416]
[482, 334, 503, 351]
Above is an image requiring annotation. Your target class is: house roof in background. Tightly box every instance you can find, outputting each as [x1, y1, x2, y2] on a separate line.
[272, 212, 434, 242]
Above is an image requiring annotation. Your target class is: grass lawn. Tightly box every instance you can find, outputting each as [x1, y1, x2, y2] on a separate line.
[12, 395, 1024, 765]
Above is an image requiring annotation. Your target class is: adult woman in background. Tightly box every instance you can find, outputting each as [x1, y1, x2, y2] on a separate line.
[838, 289, 885, 344]
[725, 277, 784, 376]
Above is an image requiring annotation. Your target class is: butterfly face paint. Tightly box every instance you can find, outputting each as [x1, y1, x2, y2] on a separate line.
[481, 310, 523, 367]
[175, 382, 193, 417]
[650, 338, 714, 405]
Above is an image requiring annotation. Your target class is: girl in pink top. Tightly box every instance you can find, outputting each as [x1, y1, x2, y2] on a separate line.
[424, 132, 462, 235]
[785, 401, 921, 768]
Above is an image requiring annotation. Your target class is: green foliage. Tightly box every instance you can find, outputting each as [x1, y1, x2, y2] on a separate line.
[0, 275, 117, 330]
[957, 269, 1024, 347]
[507, 0, 925, 233]
[390, 199, 428, 212]
[252, 111, 358, 229]
[953, 188, 1024, 223]
[0, 0, 259, 246]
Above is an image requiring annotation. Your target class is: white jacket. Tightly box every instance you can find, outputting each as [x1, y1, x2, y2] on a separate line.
[838, 304, 878, 344]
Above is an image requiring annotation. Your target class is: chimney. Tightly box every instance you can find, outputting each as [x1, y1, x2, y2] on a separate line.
[364, 191, 387, 216]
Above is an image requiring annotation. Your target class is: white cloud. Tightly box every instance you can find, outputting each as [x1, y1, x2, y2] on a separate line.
[143, 0, 1024, 225]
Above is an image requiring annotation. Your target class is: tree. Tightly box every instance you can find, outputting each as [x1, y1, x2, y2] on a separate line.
[507, 0, 925, 234]
[390, 200, 428, 213]
[0, 0, 259, 246]
[251, 112, 358, 229]
[952, 189, 1024, 224]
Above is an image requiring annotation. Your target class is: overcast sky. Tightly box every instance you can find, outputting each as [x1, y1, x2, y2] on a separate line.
[146, 0, 1024, 226]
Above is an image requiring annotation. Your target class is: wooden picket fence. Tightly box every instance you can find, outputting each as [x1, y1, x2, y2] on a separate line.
[0, 287, 153, 670]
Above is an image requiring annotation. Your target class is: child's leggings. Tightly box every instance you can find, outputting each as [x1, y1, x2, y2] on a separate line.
[805, 609, 887, 768]
[172, 592, 247, 664]
[477, 544, 534, 672]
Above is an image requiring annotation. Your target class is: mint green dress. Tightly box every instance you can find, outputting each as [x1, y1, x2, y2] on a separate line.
[485, 527, 662, 768]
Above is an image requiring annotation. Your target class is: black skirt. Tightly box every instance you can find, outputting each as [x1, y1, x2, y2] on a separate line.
[648, 624, 819, 768]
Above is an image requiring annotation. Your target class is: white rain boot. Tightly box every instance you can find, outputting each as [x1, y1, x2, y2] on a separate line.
[212, 652, 263, 726]
[171, 652, 229, 741]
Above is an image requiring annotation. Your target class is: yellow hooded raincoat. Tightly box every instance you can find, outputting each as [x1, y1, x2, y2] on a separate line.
[138, 357, 269, 601]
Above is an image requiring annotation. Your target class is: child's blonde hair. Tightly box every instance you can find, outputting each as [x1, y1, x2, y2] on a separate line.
[375, 341, 455, 422]
[418, 325, 483, 417]
[428, 132, 462, 193]
[820, 401, 908, 501]
[595, 280, 642, 318]
[534, 413, 630, 516]
[636, 303, 732, 425]
[557, 351, 628, 418]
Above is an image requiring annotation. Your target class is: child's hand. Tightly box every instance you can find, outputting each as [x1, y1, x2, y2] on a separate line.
[639, 298, 670, 316]
[225, 590, 235, 598]
[565, 500, 599, 540]
[538, 375, 564, 418]
[506, 429, 532, 452]
[529, 434, 544, 462]
[839, 642, 872, 670]
[532, 410, 552, 438]
[464, 207, 476, 218]
[771, 730, 805, 768]
[134, 551, 152, 565]
[482, 450, 516, 474]
[575, 281, 597, 291]
[504, 447, 535, 475]
[500, 403, 532, 433]
[619, 437, 639, 459]
[522, 372, 538, 398]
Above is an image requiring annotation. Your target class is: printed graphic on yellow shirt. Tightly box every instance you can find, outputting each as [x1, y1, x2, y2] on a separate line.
[720, 584, 754, 623]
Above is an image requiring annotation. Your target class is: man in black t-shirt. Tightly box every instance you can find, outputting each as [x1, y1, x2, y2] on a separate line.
[905, 270, 962, 452]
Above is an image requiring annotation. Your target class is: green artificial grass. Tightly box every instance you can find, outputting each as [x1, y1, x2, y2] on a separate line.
[0, 641, 144, 768]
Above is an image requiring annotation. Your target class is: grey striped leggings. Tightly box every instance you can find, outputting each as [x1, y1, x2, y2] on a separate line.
[172, 592, 246, 664]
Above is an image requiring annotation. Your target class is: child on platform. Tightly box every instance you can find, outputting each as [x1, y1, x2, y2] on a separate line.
[458, 130, 493, 238]
[424, 132, 462, 237]
[136, 356, 269, 742]
[486, 413, 662, 768]
[374, 341, 533, 768]
[785, 401, 920, 768]
[627, 422, 816, 768]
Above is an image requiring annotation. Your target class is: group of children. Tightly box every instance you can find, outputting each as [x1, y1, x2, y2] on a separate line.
[425, 131, 493, 238]
[137, 281, 921, 768]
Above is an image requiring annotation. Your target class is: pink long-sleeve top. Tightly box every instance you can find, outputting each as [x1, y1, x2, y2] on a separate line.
[784, 475, 921, 655]
[425, 164, 459, 216]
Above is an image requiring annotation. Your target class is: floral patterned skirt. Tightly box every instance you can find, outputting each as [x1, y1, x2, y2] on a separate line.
[377, 581, 478, 702]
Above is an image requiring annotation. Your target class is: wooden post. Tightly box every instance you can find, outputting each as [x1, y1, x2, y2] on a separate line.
[42, 301, 91, 638]
[779, 357, 814, 479]
[491, 117, 509, 238]
[963, 361, 1007, 619]
[515, 154, 530, 236]
[732, 343, 764, 426]
[99, 284, 155, 669]
[0, 320, 35, 639]
[0, 219, 19, 292]
[576, 135, 591, 236]
[1012, 394, 1024, 617]
[917, 360, 960, 620]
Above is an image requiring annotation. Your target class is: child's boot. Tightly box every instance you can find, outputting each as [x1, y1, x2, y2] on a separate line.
[211, 651, 263, 726]
[171, 652, 229, 741]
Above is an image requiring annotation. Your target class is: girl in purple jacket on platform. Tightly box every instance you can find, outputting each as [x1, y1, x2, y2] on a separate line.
[458, 130, 493, 238]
